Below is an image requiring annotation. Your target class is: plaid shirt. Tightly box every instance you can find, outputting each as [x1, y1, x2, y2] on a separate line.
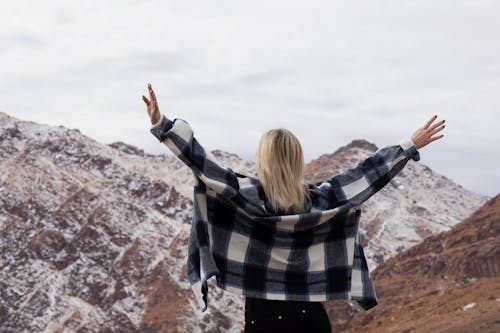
[151, 115, 420, 313]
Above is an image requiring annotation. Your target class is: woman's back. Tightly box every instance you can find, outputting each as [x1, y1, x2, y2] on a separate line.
[143, 82, 445, 333]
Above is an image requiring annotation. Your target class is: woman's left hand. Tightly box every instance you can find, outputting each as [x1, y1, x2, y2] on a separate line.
[411, 115, 445, 149]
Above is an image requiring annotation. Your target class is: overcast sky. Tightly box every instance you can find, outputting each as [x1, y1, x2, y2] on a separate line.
[1, 0, 498, 197]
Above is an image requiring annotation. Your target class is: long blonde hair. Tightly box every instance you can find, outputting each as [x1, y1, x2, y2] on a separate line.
[256, 128, 311, 214]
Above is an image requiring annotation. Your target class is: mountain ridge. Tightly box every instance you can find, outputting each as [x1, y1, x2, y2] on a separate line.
[0, 111, 491, 332]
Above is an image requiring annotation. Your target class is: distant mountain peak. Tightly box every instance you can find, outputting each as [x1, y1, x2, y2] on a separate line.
[304, 138, 378, 184]
[332, 138, 378, 155]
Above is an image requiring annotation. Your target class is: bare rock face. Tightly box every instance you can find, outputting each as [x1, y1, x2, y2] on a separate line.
[0, 111, 492, 332]
[341, 195, 500, 333]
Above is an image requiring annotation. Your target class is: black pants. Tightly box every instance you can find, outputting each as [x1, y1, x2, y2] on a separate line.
[244, 297, 332, 333]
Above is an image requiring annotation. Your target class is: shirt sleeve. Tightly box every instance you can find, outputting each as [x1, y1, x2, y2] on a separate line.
[315, 138, 420, 208]
[150, 114, 239, 198]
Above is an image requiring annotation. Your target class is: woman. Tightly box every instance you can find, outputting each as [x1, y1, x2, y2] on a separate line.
[142, 83, 445, 333]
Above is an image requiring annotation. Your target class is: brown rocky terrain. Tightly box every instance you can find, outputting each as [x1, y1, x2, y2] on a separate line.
[333, 194, 500, 333]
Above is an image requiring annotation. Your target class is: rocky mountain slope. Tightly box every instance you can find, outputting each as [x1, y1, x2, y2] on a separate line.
[0, 112, 244, 332]
[0, 111, 491, 332]
[341, 194, 500, 333]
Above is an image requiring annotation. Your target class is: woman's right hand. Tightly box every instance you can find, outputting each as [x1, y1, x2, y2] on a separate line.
[142, 83, 161, 125]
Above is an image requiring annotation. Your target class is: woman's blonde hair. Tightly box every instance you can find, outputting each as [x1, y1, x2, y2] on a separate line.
[256, 128, 311, 214]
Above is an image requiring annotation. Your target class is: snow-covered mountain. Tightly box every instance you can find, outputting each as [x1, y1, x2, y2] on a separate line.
[0, 112, 244, 332]
[0, 112, 490, 332]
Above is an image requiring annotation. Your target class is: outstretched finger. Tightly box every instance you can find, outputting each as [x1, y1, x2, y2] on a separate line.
[430, 124, 445, 135]
[424, 115, 438, 129]
[142, 95, 152, 117]
[429, 134, 444, 143]
[428, 119, 445, 131]
[148, 84, 157, 103]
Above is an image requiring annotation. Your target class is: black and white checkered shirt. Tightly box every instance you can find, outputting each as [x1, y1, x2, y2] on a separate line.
[151, 114, 420, 313]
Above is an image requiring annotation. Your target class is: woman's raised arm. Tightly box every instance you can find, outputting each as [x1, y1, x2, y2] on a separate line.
[314, 115, 445, 209]
[142, 83, 240, 198]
